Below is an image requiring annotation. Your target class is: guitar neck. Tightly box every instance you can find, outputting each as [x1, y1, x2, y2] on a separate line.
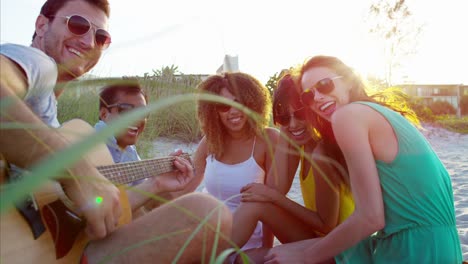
[96, 154, 190, 185]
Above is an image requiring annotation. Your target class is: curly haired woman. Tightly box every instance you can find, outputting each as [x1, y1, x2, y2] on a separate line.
[190, 72, 279, 262]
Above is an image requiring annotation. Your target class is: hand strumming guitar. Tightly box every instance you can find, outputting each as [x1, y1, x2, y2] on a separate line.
[60, 160, 122, 240]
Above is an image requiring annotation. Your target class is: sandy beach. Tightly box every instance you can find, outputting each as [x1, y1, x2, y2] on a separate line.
[420, 125, 468, 259]
[152, 124, 468, 259]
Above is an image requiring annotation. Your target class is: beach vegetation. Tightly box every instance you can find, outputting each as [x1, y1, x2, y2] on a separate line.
[460, 95, 468, 115]
[428, 101, 456, 116]
[434, 115, 468, 134]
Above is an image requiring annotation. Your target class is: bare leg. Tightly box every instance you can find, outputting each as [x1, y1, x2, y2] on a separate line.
[231, 202, 317, 255]
[85, 193, 232, 264]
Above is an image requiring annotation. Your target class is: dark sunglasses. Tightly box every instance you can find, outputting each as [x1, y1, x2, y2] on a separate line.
[300, 76, 343, 106]
[215, 103, 232, 113]
[214, 99, 240, 113]
[107, 103, 148, 118]
[275, 107, 308, 126]
[51, 15, 111, 49]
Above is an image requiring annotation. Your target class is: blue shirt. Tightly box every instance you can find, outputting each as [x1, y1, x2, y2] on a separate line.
[94, 120, 141, 162]
[94, 120, 144, 185]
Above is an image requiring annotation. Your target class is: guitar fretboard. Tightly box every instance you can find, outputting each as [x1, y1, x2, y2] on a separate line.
[96, 154, 190, 185]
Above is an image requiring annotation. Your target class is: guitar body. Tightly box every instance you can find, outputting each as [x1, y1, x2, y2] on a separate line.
[1, 119, 132, 263]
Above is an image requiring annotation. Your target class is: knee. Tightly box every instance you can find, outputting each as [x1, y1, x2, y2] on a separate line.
[173, 193, 232, 232]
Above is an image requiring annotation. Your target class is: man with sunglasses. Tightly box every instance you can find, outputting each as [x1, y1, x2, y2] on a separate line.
[96, 81, 148, 167]
[0, 0, 232, 263]
[95, 81, 166, 217]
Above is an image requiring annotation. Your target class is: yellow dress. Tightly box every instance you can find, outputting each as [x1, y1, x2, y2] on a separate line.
[299, 148, 354, 224]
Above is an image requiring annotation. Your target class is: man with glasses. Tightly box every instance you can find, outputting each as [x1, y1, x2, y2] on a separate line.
[95, 81, 172, 217]
[96, 81, 148, 167]
[0, 0, 231, 263]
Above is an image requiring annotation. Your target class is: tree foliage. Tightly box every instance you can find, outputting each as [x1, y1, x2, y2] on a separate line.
[152, 64, 181, 83]
[265, 72, 280, 97]
[142, 65, 203, 88]
[367, 0, 423, 85]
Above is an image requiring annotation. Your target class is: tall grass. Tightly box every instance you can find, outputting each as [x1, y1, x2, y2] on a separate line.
[57, 77, 202, 158]
[1, 87, 238, 263]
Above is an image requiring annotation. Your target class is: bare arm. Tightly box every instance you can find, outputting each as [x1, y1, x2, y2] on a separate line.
[266, 128, 301, 194]
[127, 155, 195, 211]
[301, 105, 385, 263]
[157, 137, 208, 201]
[264, 105, 385, 263]
[0, 55, 121, 240]
[261, 128, 279, 247]
[311, 142, 342, 231]
[243, 129, 341, 234]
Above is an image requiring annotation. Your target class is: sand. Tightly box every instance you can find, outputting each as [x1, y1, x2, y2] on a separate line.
[151, 124, 468, 259]
[420, 124, 468, 259]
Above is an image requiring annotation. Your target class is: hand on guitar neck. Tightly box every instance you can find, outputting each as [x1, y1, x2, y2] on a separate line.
[125, 149, 196, 212]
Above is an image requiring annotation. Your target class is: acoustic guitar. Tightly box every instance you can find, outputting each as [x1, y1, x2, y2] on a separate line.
[0, 119, 191, 263]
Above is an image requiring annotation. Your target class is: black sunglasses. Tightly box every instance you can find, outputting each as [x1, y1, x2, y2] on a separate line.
[50, 15, 111, 49]
[275, 107, 308, 126]
[300, 76, 343, 106]
[214, 99, 241, 113]
[107, 103, 148, 118]
[215, 103, 232, 113]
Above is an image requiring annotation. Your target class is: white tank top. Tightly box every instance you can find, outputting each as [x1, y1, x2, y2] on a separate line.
[204, 137, 265, 250]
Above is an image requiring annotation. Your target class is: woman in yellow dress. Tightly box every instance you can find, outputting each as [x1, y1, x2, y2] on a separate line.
[231, 72, 354, 263]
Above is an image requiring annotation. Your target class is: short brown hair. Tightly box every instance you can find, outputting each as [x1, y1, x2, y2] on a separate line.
[32, 0, 110, 40]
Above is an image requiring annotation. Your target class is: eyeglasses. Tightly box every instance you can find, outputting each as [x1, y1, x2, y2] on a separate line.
[50, 15, 111, 49]
[107, 103, 148, 118]
[300, 76, 343, 106]
[275, 107, 308, 126]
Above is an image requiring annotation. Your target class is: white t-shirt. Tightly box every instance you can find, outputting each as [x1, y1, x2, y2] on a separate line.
[1, 43, 59, 127]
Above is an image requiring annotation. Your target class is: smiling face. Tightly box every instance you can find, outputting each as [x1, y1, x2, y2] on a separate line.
[34, 0, 109, 81]
[281, 105, 314, 145]
[100, 92, 147, 149]
[301, 67, 352, 121]
[217, 87, 249, 136]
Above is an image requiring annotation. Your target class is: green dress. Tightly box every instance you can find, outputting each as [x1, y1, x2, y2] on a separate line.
[335, 102, 462, 264]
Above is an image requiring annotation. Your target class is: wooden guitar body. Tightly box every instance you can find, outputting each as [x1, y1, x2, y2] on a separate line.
[1, 119, 133, 263]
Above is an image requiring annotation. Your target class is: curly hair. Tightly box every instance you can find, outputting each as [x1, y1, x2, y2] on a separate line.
[197, 72, 271, 158]
[299, 55, 420, 144]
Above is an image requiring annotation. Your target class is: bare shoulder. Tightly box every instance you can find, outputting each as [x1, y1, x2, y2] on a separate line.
[263, 127, 280, 142]
[0, 55, 28, 97]
[332, 103, 382, 128]
[195, 136, 208, 154]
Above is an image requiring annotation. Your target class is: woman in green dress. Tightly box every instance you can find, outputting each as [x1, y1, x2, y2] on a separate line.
[260, 55, 462, 263]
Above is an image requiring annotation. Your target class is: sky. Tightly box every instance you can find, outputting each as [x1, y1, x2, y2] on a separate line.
[1, 0, 468, 85]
